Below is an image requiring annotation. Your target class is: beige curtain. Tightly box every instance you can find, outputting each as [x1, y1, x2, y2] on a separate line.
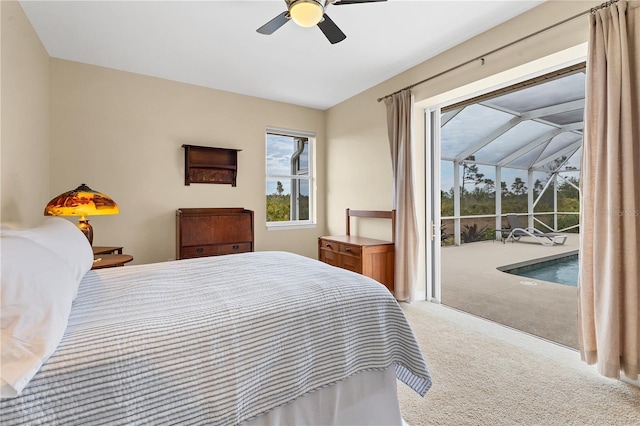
[385, 90, 418, 302]
[579, 0, 639, 380]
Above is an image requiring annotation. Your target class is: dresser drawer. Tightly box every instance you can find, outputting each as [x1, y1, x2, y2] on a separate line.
[176, 208, 254, 260]
[181, 245, 219, 258]
[217, 242, 252, 255]
[339, 243, 361, 257]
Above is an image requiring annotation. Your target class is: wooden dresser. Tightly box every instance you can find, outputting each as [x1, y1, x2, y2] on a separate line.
[318, 209, 395, 293]
[176, 208, 254, 259]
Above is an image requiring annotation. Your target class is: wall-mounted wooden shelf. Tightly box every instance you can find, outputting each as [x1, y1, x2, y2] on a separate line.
[182, 144, 241, 186]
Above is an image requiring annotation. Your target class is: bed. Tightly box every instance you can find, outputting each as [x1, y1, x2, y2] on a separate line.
[1, 218, 431, 425]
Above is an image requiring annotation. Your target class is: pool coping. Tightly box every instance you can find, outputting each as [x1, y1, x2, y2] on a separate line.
[496, 249, 579, 273]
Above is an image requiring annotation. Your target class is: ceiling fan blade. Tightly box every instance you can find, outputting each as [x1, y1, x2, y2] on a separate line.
[332, 0, 387, 4]
[317, 14, 346, 44]
[256, 11, 289, 35]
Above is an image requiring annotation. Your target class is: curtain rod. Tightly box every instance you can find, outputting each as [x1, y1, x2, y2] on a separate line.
[376, 0, 619, 103]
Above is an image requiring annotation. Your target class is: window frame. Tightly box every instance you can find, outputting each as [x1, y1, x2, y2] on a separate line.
[265, 127, 315, 230]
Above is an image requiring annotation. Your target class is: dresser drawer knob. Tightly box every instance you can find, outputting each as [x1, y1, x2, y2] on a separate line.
[345, 247, 351, 252]
[233, 245, 239, 250]
[196, 247, 204, 254]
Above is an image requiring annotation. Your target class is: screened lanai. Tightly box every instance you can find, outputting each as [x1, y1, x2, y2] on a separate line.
[440, 64, 584, 246]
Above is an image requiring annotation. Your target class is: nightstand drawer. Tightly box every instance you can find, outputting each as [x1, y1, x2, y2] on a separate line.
[319, 239, 339, 252]
[217, 242, 252, 255]
[341, 255, 362, 273]
[319, 248, 340, 266]
[339, 243, 361, 257]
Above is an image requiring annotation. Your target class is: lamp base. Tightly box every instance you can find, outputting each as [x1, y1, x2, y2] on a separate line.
[77, 219, 93, 245]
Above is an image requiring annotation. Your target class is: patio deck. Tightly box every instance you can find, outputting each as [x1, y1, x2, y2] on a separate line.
[441, 234, 580, 349]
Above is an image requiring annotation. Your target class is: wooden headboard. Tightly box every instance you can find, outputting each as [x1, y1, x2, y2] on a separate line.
[346, 208, 396, 242]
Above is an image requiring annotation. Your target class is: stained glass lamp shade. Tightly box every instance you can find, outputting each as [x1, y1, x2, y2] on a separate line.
[44, 183, 119, 245]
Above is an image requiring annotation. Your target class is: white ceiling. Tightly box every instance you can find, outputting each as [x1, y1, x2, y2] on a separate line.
[20, 0, 546, 110]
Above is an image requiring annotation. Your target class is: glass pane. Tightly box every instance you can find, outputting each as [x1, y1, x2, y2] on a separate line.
[441, 160, 454, 217]
[540, 109, 584, 126]
[488, 73, 586, 113]
[506, 143, 547, 169]
[298, 141, 309, 175]
[441, 219, 455, 246]
[534, 213, 554, 230]
[562, 148, 582, 171]
[441, 104, 514, 159]
[531, 171, 548, 200]
[557, 213, 580, 232]
[296, 179, 310, 220]
[501, 169, 528, 214]
[267, 134, 309, 176]
[460, 217, 494, 244]
[474, 121, 553, 163]
[533, 171, 554, 213]
[557, 173, 580, 213]
[266, 178, 291, 222]
[459, 163, 495, 215]
[266, 178, 310, 222]
[537, 133, 582, 168]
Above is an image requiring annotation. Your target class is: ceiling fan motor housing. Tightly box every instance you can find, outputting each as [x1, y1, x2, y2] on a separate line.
[288, 0, 327, 28]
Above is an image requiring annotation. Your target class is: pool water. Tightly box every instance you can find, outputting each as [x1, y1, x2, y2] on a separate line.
[505, 254, 579, 287]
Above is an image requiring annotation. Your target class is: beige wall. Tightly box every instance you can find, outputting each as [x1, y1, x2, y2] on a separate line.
[325, 0, 600, 298]
[1, 0, 602, 273]
[49, 60, 326, 264]
[1, 1, 50, 227]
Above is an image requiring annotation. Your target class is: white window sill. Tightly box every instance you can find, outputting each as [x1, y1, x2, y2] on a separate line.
[267, 222, 317, 231]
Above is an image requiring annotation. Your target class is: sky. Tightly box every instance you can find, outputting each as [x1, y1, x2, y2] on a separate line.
[266, 134, 309, 195]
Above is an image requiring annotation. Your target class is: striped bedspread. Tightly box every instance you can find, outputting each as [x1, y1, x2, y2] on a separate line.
[1, 251, 431, 425]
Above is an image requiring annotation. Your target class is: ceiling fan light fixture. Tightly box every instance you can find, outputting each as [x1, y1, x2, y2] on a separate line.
[290, 0, 324, 28]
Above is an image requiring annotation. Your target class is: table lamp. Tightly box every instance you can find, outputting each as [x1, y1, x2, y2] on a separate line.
[44, 183, 119, 245]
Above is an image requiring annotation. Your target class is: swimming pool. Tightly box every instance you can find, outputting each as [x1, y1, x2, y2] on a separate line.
[502, 254, 579, 287]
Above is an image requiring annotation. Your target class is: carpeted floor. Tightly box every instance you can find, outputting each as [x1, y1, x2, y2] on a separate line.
[397, 301, 640, 426]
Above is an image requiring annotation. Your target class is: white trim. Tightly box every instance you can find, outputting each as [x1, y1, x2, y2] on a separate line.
[266, 126, 316, 139]
[266, 222, 316, 231]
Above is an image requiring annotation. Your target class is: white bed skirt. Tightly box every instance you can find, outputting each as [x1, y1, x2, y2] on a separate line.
[245, 367, 402, 426]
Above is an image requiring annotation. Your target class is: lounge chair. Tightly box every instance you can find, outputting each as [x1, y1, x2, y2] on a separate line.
[505, 214, 568, 246]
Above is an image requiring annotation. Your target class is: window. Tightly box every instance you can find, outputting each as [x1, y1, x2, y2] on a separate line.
[266, 128, 314, 228]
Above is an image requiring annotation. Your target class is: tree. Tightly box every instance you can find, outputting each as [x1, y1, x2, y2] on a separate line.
[533, 179, 544, 197]
[483, 178, 495, 194]
[501, 181, 510, 196]
[276, 180, 284, 195]
[511, 177, 527, 195]
[460, 158, 486, 209]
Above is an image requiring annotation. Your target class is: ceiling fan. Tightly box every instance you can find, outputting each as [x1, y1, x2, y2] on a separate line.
[257, 0, 387, 44]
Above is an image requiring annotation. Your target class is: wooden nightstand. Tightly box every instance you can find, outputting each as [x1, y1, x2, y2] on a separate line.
[319, 235, 394, 292]
[93, 246, 124, 255]
[318, 209, 396, 294]
[92, 253, 133, 270]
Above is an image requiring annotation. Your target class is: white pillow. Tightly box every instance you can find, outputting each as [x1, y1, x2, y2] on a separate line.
[2, 218, 93, 288]
[0, 235, 77, 398]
